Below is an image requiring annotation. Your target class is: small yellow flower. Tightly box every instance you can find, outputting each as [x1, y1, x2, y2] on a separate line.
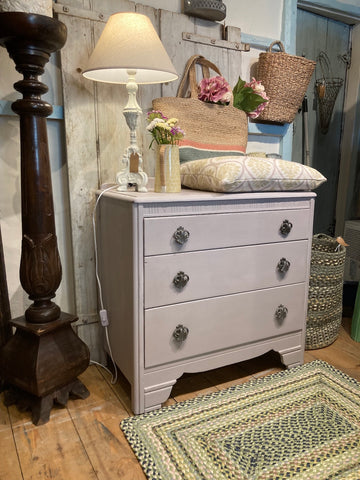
[157, 123, 171, 131]
[167, 118, 178, 126]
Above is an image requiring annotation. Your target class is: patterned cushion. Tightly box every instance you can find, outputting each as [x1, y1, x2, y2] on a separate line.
[180, 156, 326, 193]
[179, 139, 246, 163]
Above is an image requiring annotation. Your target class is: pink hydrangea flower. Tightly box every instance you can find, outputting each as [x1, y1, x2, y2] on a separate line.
[245, 77, 269, 118]
[198, 76, 232, 105]
[245, 77, 266, 94]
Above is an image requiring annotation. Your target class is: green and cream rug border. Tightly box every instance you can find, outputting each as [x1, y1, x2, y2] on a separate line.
[120, 360, 360, 480]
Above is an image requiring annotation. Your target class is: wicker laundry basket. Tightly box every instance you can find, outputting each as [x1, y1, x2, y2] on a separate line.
[306, 234, 346, 350]
[256, 41, 316, 124]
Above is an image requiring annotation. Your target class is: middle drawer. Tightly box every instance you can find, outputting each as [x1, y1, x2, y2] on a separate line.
[144, 240, 308, 308]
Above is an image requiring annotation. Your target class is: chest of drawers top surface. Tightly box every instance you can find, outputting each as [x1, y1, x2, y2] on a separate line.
[101, 189, 316, 222]
[102, 188, 316, 205]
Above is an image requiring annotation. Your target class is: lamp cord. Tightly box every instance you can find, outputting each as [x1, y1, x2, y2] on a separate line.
[91, 184, 118, 384]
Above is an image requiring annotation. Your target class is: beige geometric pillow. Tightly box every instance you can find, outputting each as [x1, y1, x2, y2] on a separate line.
[180, 156, 326, 193]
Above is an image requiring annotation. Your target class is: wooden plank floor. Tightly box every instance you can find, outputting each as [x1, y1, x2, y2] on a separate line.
[1, 317, 359, 480]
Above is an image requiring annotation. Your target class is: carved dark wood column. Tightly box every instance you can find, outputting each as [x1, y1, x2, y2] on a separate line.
[0, 12, 90, 425]
[0, 225, 12, 394]
[0, 225, 12, 350]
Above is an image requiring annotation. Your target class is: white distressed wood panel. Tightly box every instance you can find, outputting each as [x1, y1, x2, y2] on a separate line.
[91, 20, 130, 186]
[58, 10, 106, 361]
[160, 11, 244, 96]
[58, 0, 137, 362]
[226, 26, 245, 88]
[90, 0, 136, 184]
[76, 321, 105, 364]
[193, 18, 229, 78]
[91, 0, 133, 11]
[159, 9, 197, 98]
[59, 11, 98, 321]
[135, 3, 163, 176]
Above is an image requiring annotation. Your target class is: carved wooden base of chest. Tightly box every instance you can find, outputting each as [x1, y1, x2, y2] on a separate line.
[134, 334, 305, 414]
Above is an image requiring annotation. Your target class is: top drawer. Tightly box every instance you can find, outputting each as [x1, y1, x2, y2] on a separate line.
[144, 209, 310, 256]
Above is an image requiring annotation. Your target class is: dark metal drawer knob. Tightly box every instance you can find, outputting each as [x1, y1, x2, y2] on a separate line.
[173, 271, 190, 288]
[173, 226, 190, 245]
[173, 324, 189, 342]
[275, 304, 288, 322]
[280, 219, 293, 236]
[277, 257, 291, 273]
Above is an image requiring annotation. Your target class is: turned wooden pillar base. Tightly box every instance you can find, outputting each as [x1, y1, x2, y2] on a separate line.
[0, 13, 91, 424]
[0, 313, 90, 424]
[3, 380, 89, 426]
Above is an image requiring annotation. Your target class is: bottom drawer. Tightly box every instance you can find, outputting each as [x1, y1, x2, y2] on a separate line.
[144, 283, 306, 368]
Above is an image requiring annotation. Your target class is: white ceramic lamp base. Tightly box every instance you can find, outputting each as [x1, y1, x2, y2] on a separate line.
[116, 71, 148, 193]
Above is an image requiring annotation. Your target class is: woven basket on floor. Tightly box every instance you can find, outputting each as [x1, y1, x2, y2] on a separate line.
[256, 41, 316, 124]
[306, 234, 346, 350]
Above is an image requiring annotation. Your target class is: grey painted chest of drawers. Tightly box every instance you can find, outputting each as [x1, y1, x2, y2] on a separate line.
[97, 189, 315, 414]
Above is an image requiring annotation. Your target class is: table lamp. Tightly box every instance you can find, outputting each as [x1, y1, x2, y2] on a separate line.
[83, 12, 178, 192]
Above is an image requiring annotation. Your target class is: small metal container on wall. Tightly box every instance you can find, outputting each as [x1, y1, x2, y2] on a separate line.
[184, 0, 226, 22]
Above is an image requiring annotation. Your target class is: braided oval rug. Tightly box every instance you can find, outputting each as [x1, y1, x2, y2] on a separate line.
[120, 360, 360, 479]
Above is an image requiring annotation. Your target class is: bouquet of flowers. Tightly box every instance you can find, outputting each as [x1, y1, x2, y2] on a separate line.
[146, 110, 185, 148]
[197, 75, 269, 119]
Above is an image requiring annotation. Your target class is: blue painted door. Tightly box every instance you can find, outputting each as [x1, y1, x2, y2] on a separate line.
[292, 9, 350, 235]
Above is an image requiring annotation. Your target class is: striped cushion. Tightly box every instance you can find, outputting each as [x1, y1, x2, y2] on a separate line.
[179, 139, 246, 163]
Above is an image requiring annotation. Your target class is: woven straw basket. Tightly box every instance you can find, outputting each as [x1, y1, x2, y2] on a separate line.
[306, 234, 346, 350]
[257, 41, 316, 124]
[153, 55, 248, 153]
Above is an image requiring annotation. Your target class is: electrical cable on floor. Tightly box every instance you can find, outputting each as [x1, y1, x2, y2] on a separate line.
[91, 184, 119, 384]
[89, 359, 114, 378]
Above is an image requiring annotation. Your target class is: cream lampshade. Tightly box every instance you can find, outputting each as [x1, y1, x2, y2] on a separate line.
[83, 12, 178, 192]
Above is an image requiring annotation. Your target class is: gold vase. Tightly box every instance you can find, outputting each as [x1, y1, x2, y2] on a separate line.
[154, 144, 181, 193]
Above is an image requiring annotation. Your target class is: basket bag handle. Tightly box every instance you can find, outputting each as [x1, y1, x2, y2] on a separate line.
[267, 40, 286, 53]
[177, 54, 222, 99]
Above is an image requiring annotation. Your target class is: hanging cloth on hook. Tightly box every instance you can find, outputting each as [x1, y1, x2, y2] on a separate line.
[315, 51, 344, 134]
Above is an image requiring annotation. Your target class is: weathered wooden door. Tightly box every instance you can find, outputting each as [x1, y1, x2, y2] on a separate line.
[292, 9, 350, 235]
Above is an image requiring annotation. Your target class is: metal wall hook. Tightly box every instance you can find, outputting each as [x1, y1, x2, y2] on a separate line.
[338, 52, 351, 69]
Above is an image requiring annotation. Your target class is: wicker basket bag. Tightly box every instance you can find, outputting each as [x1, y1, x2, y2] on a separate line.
[306, 234, 346, 350]
[153, 55, 248, 157]
[256, 41, 316, 124]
